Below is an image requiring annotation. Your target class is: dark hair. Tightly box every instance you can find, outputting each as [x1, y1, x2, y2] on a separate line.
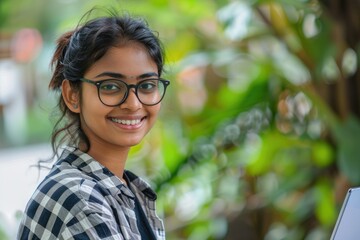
[49, 13, 165, 155]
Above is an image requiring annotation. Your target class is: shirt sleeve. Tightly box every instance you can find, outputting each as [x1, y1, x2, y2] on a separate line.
[58, 180, 127, 240]
[59, 210, 124, 240]
[17, 178, 128, 240]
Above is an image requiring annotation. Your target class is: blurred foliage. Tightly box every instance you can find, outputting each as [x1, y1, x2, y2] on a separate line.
[1, 0, 360, 239]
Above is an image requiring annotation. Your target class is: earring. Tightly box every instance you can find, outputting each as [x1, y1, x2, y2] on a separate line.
[73, 104, 78, 109]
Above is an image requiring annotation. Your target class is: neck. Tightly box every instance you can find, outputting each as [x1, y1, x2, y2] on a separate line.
[85, 143, 130, 180]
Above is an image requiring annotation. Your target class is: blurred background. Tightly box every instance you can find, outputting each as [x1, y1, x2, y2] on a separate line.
[0, 0, 359, 239]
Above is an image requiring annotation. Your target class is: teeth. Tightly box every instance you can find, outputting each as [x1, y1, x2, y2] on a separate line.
[111, 118, 141, 125]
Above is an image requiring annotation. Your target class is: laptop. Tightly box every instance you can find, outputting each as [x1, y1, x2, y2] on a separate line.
[331, 187, 360, 240]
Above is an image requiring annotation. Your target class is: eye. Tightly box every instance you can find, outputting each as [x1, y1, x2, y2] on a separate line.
[139, 80, 157, 92]
[101, 84, 118, 91]
[100, 80, 126, 94]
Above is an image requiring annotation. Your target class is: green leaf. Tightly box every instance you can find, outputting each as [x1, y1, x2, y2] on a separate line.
[160, 123, 186, 173]
[312, 141, 334, 167]
[246, 130, 309, 175]
[314, 179, 337, 226]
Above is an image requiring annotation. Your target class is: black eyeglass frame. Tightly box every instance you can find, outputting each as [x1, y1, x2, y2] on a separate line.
[79, 77, 170, 107]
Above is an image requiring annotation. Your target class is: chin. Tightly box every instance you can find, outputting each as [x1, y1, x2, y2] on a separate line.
[120, 138, 144, 148]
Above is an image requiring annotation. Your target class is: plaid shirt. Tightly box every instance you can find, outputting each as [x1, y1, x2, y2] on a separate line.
[17, 147, 165, 240]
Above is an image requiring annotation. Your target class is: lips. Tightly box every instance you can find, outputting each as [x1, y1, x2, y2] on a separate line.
[109, 117, 145, 126]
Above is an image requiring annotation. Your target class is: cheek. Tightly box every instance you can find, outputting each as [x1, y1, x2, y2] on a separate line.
[79, 90, 108, 122]
[80, 86, 103, 107]
[149, 104, 161, 118]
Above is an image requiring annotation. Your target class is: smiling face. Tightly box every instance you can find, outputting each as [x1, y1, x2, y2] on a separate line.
[65, 43, 161, 155]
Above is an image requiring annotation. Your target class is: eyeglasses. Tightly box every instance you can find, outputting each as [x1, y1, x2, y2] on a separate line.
[79, 78, 170, 106]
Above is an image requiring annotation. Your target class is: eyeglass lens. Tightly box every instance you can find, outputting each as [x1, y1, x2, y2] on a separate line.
[98, 79, 166, 106]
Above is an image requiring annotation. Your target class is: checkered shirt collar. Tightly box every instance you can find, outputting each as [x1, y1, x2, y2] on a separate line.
[56, 146, 157, 201]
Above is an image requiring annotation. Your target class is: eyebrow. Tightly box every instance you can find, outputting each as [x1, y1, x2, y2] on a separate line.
[95, 71, 159, 80]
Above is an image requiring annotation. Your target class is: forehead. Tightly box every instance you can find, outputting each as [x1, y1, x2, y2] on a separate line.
[85, 43, 157, 78]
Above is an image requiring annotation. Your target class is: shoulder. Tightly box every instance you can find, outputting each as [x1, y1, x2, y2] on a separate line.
[25, 148, 127, 217]
[30, 166, 111, 214]
[18, 168, 117, 239]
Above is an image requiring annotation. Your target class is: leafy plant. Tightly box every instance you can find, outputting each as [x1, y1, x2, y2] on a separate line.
[1, 0, 359, 239]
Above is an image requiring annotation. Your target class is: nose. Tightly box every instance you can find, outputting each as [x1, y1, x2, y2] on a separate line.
[120, 89, 142, 110]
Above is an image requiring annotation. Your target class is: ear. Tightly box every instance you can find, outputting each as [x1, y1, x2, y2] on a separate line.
[62, 80, 80, 113]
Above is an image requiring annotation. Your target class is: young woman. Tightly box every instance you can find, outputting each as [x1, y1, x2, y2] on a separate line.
[17, 13, 169, 240]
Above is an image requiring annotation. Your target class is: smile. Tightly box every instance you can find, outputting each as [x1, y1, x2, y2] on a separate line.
[110, 118, 142, 126]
